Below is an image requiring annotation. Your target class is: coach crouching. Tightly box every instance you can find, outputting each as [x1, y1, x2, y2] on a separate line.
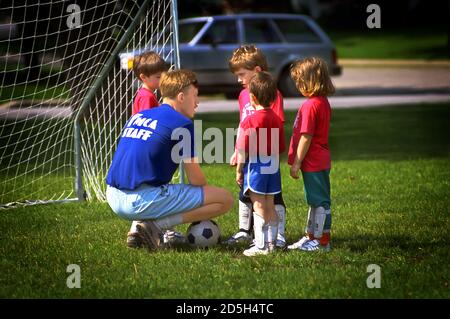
[105, 69, 233, 251]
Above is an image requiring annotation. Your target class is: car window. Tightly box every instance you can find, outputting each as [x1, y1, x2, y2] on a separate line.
[274, 19, 322, 43]
[244, 19, 281, 43]
[198, 20, 237, 45]
[179, 21, 206, 43]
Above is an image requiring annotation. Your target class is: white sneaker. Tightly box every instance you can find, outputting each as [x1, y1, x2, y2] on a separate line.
[287, 236, 310, 250]
[222, 231, 252, 245]
[299, 239, 331, 252]
[163, 229, 186, 246]
[243, 245, 271, 257]
[276, 238, 286, 248]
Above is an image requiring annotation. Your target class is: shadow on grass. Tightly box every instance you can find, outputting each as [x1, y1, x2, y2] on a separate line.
[332, 234, 448, 254]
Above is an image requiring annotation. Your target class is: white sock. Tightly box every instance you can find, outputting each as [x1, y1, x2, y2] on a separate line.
[275, 204, 285, 240]
[313, 206, 326, 238]
[238, 200, 253, 232]
[252, 213, 266, 249]
[155, 213, 183, 230]
[129, 221, 139, 233]
[305, 206, 315, 235]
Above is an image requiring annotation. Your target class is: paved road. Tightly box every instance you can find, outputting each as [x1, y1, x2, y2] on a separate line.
[1, 66, 450, 119]
[2, 94, 450, 120]
[333, 66, 450, 95]
[197, 94, 450, 113]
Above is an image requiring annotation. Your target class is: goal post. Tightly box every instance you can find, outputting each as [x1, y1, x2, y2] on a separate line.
[0, 0, 181, 208]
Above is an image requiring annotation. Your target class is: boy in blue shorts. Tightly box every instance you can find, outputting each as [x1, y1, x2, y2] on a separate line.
[235, 71, 285, 256]
[106, 69, 233, 251]
[225, 45, 287, 248]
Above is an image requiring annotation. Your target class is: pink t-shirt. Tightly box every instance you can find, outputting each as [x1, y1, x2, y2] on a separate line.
[238, 88, 285, 124]
[132, 87, 159, 115]
[236, 108, 285, 157]
[288, 96, 331, 172]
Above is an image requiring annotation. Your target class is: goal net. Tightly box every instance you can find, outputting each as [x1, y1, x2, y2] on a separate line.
[0, 0, 179, 208]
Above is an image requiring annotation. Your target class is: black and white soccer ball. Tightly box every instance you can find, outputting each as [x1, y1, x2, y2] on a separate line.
[186, 220, 221, 248]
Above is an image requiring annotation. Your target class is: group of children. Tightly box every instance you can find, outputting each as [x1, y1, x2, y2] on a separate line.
[125, 45, 334, 256]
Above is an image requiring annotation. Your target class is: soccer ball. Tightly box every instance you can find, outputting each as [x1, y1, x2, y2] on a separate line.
[186, 220, 221, 248]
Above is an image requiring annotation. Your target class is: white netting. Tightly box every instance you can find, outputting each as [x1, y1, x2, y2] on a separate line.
[0, 0, 178, 207]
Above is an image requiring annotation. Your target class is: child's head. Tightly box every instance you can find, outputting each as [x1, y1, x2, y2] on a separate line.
[290, 57, 335, 97]
[133, 51, 169, 90]
[248, 71, 277, 108]
[228, 45, 268, 88]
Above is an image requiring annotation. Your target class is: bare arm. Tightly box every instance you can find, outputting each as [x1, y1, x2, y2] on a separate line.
[290, 134, 313, 179]
[183, 158, 207, 186]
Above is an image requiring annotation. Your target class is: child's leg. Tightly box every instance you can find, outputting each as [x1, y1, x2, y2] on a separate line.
[265, 194, 278, 246]
[243, 192, 278, 256]
[302, 170, 332, 250]
[306, 206, 315, 239]
[222, 188, 253, 245]
[238, 186, 254, 234]
[274, 192, 286, 247]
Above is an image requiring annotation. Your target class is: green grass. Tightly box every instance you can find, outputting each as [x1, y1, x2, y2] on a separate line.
[1, 103, 449, 298]
[328, 28, 450, 60]
[0, 83, 70, 104]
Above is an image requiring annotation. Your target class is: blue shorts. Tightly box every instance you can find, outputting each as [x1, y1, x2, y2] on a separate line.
[106, 183, 204, 220]
[243, 156, 281, 196]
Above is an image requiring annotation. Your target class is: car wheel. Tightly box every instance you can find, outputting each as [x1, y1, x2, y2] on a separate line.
[278, 68, 299, 97]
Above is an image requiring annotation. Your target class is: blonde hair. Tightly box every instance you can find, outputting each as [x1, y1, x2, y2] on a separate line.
[133, 51, 169, 80]
[248, 71, 277, 108]
[228, 45, 268, 73]
[290, 57, 335, 97]
[159, 69, 198, 99]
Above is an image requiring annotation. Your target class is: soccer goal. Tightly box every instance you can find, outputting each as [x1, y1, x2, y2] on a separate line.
[0, 0, 180, 208]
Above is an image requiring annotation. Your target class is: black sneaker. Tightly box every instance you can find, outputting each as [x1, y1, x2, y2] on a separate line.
[127, 232, 143, 249]
[136, 221, 163, 251]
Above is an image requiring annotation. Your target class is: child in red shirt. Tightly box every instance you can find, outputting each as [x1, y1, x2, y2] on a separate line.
[236, 72, 285, 256]
[287, 57, 335, 252]
[225, 45, 287, 249]
[131, 51, 168, 115]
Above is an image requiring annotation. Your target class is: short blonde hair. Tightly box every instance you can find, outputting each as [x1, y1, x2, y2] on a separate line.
[228, 45, 268, 73]
[248, 71, 277, 108]
[290, 57, 335, 97]
[133, 51, 169, 80]
[160, 69, 198, 99]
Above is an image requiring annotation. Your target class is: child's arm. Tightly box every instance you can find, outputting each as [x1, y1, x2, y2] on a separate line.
[236, 161, 244, 187]
[290, 134, 312, 179]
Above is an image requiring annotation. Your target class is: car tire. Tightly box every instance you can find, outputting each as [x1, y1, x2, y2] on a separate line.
[278, 68, 299, 97]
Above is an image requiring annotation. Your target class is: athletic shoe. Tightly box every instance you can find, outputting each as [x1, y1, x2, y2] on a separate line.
[127, 232, 143, 249]
[222, 231, 252, 245]
[299, 239, 331, 252]
[276, 238, 286, 249]
[163, 229, 186, 246]
[136, 221, 163, 251]
[243, 244, 272, 257]
[287, 236, 310, 250]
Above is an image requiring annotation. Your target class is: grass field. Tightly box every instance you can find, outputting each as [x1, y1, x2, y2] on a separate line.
[0, 103, 449, 298]
[328, 28, 450, 60]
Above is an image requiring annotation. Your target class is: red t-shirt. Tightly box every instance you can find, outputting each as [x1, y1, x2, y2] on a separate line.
[288, 96, 331, 172]
[132, 87, 159, 115]
[238, 88, 285, 124]
[236, 108, 285, 157]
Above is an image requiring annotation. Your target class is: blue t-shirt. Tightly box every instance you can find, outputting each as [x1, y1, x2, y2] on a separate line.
[106, 104, 196, 190]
